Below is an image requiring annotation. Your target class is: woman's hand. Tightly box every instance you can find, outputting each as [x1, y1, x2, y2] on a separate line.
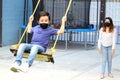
[111, 49, 115, 56]
[98, 48, 102, 54]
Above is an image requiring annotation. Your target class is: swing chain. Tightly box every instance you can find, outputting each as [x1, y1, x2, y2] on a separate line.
[15, 0, 41, 49]
[50, 0, 73, 55]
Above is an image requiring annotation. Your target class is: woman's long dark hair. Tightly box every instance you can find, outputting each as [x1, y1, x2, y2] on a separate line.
[103, 17, 114, 32]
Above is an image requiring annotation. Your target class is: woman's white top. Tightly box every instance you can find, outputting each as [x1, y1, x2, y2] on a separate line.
[98, 28, 117, 49]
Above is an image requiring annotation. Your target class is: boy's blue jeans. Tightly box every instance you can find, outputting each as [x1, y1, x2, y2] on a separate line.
[15, 43, 45, 66]
[101, 45, 112, 74]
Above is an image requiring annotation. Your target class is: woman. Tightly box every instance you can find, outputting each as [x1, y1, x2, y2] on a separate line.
[98, 17, 117, 79]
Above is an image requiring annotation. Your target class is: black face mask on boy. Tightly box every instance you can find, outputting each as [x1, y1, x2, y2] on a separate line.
[104, 22, 111, 27]
[40, 23, 48, 29]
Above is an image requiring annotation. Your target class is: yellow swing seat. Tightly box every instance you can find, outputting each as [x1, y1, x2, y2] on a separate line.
[10, 44, 54, 63]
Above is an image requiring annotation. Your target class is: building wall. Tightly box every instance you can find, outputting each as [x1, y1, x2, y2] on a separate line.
[2, 0, 32, 46]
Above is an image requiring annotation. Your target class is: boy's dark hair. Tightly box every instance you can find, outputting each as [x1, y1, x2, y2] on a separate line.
[37, 11, 50, 21]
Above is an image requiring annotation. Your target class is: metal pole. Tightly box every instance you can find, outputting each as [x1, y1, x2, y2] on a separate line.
[99, 0, 106, 29]
[0, 0, 2, 47]
[26, 0, 29, 43]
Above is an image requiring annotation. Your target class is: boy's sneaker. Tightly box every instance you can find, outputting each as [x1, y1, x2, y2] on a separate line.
[19, 63, 30, 72]
[10, 62, 20, 72]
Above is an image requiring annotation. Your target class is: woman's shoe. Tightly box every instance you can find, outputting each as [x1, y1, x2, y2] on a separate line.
[108, 74, 113, 78]
[100, 74, 104, 79]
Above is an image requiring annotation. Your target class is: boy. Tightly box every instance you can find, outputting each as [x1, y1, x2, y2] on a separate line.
[11, 11, 67, 72]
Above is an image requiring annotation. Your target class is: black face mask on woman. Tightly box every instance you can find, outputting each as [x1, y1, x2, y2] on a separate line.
[104, 22, 111, 27]
[40, 23, 48, 29]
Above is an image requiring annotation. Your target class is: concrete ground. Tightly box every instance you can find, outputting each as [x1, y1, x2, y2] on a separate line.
[0, 45, 120, 80]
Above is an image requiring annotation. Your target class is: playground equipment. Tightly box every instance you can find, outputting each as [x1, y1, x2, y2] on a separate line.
[44, 0, 99, 49]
